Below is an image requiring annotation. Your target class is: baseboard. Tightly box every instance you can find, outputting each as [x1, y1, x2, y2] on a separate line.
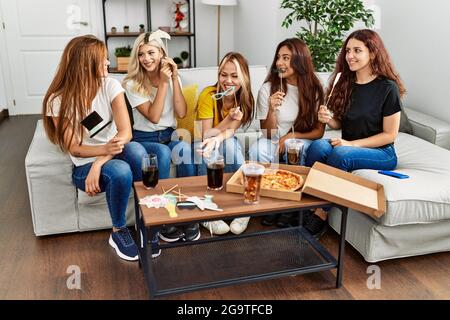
[0, 109, 9, 125]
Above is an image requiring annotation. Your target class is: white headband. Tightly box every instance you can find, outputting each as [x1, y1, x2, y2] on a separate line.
[144, 29, 171, 55]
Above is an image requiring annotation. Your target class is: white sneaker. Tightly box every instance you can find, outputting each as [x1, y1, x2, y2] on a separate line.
[230, 217, 250, 235]
[201, 220, 230, 235]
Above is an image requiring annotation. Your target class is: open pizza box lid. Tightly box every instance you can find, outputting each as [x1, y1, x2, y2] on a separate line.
[301, 162, 386, 218]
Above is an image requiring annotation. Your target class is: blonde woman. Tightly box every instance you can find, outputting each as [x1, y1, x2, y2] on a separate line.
[196, 52, 255, 235]
[42, 35, 151, 261]
[123, 31, 197, 242]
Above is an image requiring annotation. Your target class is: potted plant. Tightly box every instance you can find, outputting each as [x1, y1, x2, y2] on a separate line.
[280, 0, 374, 75]
[111, 26, 117, 34]
[139, 24, 145, 33]
[180, 51, 189, 68]
[123, 25, 130, 33]
[114, 45, 132, 72]
[173, 57, 183, 69]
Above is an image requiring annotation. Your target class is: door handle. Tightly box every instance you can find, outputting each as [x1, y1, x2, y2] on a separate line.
[73, 21, 88, 26]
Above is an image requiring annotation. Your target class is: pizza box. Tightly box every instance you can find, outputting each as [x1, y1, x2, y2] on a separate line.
[226, 162, 309, 201]
[301, 162, 386, 218]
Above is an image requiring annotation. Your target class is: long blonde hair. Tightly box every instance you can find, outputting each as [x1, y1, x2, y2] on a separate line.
[42, 35, 106, 152]
[123, 32, 168, 95]
[215, 52, 254, 128]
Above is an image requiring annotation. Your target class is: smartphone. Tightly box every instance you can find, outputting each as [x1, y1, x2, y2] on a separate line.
[378, 170, 409, 179]
[81, 111, 111, 138]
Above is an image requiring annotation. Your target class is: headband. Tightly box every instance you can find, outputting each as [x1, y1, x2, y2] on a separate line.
[143, 29, 171, 55]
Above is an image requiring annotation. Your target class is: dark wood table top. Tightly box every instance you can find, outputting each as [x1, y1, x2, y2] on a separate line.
[134, 173, 329, 227]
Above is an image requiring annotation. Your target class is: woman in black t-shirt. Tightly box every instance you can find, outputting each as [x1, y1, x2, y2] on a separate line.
[304, 29, 406, 238]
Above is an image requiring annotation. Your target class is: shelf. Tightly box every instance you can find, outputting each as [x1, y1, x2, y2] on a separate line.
[108, 67, 126, 74]
[150, 228, 337, 294]
[107, 32, 143, 37]
[169, 32, 194, 37]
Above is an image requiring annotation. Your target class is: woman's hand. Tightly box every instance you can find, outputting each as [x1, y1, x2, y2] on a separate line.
[104, 137, 125, 155]
[269, 91, 285, 112]
[330, 138, 354, 147]
[318, 105, 333, 124]
[85, 162, 102, 196]
[198, 137, 219, 157]
[278, 132, 295, 154]
[159, 60, 173, 83]
[229, 106, 243, 121]
[162, 57, 179, 79]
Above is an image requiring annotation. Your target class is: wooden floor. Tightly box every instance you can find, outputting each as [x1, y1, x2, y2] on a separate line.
[0, 115, 449, 300]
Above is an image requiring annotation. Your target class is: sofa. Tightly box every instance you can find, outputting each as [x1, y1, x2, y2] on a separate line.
[325, 109, 450, 262]
[25, 67, 450, 263]
[25, 66, 267, 236]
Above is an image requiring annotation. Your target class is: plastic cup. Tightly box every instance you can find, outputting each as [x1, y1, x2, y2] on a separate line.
[241, 163, 265, 204]
[206, 155, 224, 191]
[287, 139, 304, 165]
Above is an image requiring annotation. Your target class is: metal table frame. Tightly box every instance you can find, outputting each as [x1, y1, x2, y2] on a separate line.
[134, 191, 348, 299]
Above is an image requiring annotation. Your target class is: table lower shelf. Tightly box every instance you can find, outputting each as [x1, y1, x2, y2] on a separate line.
[149, 228, 337, 296]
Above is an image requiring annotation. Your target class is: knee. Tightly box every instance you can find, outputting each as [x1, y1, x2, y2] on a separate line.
[305, 139, 332, 166]
[126, 141, 147, 160]
[327, 147, 352, 171]
[105, 161, 133, 187]
[248, 139, 271, 162]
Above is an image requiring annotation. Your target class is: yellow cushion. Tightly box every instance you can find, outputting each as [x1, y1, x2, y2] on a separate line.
[177, 84, 199, 143]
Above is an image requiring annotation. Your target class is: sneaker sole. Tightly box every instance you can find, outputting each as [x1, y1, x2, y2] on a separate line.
[158, 233, 182, 242]
[183, 231, 201, 242]
[151, 249, 161, 258]
[108, 235, 138, 261]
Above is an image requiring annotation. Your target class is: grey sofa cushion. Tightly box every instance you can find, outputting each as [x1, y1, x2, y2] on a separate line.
[399, 107, 413, 134]
[406, 108, 450, 150]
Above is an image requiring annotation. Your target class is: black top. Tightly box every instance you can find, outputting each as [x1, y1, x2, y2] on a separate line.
[341, 77, 402, 143]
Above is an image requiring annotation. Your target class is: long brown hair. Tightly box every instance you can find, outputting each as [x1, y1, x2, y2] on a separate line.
[42, 35, 106, 152]
[214, 52, 254, 128]
[327, 29, 406, 119]
[266, 38, 324, 133]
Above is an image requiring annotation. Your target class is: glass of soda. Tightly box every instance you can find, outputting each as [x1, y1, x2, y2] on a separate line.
[242, 163, 265, 204]
[142, 153, 159, 189]
[287, 139, 304, 165]
[206, 154, 225, 191]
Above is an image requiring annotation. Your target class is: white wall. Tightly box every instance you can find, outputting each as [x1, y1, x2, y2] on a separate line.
[234, 0, 300, 68]
[373, 0, 450, 122]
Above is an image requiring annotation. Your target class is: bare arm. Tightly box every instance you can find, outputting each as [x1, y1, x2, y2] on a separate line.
[136, 82, 169, 124]
[165, 57, 187, 119]
[111, 92, 132, 143]
[260, 91, 284, 138]
[351, 112, 401, 148]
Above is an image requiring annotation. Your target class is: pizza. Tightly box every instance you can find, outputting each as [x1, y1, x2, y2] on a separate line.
[260, 169, 304, 192]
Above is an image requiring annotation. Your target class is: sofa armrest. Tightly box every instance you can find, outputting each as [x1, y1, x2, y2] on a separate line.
[406, 108, 450, 150]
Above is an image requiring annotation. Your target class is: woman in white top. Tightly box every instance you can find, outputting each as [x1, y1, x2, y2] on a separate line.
[42, 35, 149, 261]
[123, 31, 197, 243]
[248, 38, 325, 227]
[123, 31, 195, 179]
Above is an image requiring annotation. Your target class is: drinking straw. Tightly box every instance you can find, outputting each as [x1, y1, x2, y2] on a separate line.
[163, 184, 178, 195]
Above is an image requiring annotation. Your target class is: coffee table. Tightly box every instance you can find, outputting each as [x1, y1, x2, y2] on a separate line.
[133, 174, 348, 298]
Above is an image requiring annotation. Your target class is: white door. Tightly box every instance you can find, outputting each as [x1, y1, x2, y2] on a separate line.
[1, 0, 100, 115]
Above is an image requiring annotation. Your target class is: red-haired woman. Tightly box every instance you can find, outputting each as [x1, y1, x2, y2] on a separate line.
[305, 29, 405, 238]
[42, 35, 151, 261]
[248, 38, 324, 227]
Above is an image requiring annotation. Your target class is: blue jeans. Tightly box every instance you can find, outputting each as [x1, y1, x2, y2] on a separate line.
[248, 138, 313, 165]
[133, 128, 196, 179]
[305, 139, 398, 172]
[72, 141, 147, 229]
[195, 137, 244, 175]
